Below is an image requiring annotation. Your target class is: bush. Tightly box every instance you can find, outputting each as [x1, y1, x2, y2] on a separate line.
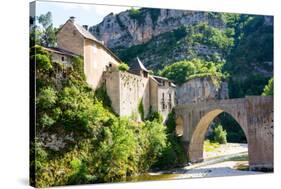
[118, 62, 130, 71]
[160, 59, 225, 85]
[213, 124, 227, 144]
[147, 107, 163, 123]
[35, 54, 52, 71]
[138, 98, 144, 121]
[36, 87, 57, 109]
[72, 56, 85, 80]
[262, 78, 273, 96]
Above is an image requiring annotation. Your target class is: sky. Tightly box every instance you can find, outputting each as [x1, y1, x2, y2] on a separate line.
[36, 1, 132, 28]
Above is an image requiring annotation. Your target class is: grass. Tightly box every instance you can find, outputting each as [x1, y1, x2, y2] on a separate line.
[204, 140, 220, 152]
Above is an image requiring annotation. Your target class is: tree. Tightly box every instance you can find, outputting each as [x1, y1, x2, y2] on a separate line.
[262, 78, 273, 96]
[31, 12, 57, 47]
[213, 124, 227, 144]
[160, 59, 225, 85]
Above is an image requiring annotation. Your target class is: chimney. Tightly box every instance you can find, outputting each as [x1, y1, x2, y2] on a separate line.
[82, 25, 88, 30]
[69, 16, 75, 22]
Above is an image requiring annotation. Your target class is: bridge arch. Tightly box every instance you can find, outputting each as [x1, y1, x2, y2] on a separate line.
[175, 96, 273, 171]
[188, 108, 248, 163]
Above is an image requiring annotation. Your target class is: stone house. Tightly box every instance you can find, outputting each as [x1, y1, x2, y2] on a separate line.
[42, 47, 77, 66]
[43, 17, 176, 121]
[104, 57, 176, 121]
[56, 16, 122, 89]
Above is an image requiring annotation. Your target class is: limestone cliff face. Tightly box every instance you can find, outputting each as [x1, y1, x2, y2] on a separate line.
[176, 77, 228, 105]
[89, 8, 225, 49]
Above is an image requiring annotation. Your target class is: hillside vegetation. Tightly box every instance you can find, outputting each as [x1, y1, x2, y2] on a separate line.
[31, 46, 186, 187]
[108, 12, 273, 98]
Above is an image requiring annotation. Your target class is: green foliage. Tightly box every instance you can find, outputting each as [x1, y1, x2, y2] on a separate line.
[33, 47, 170, 187]
[224, 16, 273, 98]
[72, 56, 85, 80]
[262, 78, 273, 96]
[188, 22, 234, 52]
[118, 62, 130, 71]
[36, 87, 57, 109]
[147, 107, 163, 123]
[165, 109, 176, 134]
[138, 98, 144, 121]
[153, 109, 187, 169]
[32, 12, 57, 47]
[204, 140, 220, 152]
[35, 54, 53, 71]
[148, 8, 161, 26]
[213, 124, 227, 144]
[113, 26, 188, 67]
[160, 59, 225, 85]
[129, 8, 145, 25]
[217, 113, 247, 143]
[94, 85, 112, 109]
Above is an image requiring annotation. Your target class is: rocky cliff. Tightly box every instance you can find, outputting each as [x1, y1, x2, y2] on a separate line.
[89, 8, 225, 49]
[176, 76, 229, 105]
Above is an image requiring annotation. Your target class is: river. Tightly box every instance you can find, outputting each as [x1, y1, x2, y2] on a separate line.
[125, 143, 266, 182]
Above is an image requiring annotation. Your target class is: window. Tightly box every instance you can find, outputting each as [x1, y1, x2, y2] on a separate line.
[168, 93, 172, 109]
[109, 63, 112, 67]
[162, 93, 165, 110]
[61, 56, 65, 61]
[143, 71, 148, 78]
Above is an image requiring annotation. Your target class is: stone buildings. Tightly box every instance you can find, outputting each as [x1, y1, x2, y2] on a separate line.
[45, 17, 176, 121]
[44, 17, 229, 122]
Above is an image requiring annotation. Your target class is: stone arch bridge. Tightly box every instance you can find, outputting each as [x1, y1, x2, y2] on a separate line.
[174, 96, 273, 171]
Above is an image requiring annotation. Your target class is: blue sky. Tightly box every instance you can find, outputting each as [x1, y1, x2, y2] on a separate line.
[36, 1, 132, 28]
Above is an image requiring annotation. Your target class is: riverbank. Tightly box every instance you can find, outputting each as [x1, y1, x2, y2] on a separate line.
[126, 143, 268, 182]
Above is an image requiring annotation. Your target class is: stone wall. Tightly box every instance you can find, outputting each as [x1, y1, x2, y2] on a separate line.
[176, 77, 228, 105]
[50, 53, 73, 66]
[84, 39, 120, 89]
[246, 96, 273, 171]
[57, 20, 84, 56]
[104, 70, 150, 119]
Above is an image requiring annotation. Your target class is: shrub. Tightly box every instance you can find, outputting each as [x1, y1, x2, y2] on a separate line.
[262, 78, 273, 96]
[213, 124, 227, 144]
[72, 56, 85, 80]
[138, 98, 144, 121]
[94, 85, 112, 108]
[35, 54, 52, 71]
[118, 62, 130, 71]
[36, 87, 57, 109]
[165, 109, 176, 134]
[160, 59, 225, 85]
[143, 120, 167, 167]
[147, 107, 163, 123]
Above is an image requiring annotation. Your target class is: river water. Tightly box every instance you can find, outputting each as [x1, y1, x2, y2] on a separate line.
[125, 143, 266, 182]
